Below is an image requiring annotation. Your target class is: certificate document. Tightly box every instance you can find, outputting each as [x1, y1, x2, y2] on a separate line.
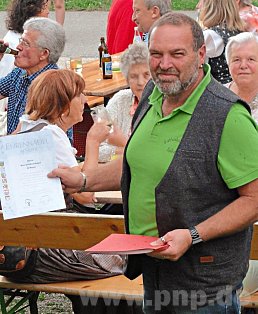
[0, 129, 66, 219]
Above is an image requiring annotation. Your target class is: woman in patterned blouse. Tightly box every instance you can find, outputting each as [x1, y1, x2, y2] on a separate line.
[198, 0, 245, 84]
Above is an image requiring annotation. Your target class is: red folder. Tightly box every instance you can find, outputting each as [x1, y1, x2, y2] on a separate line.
[85, 234, 168, 254]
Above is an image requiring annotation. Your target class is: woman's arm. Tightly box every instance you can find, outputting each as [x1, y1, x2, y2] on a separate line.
[53, 0, 65, 25]
[82, 121, 111, 171]
[12, 121, 21, 134]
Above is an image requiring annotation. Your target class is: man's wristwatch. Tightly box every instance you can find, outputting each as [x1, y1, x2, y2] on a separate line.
[188, 226, 203, 245]
[78, 172, 87, 193]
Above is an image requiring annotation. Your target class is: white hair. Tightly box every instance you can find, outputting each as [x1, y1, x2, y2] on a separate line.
[23, 17, 65, 63]
[120, 42, 149, 79]
[225, 32, 258, 64]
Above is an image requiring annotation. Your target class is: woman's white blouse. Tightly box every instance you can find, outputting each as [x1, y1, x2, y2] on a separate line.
[203, 29, 224, 60]
[19, 115, 78, 167]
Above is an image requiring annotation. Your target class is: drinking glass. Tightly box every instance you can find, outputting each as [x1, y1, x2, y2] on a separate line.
[70, 57, 83, 74]
[112, 55, 121, 72]
[91, 106, 113, 132]
[91, 107, 116, 162]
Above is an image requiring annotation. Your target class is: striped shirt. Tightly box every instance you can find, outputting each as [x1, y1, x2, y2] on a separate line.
[0, 63, 58, 134]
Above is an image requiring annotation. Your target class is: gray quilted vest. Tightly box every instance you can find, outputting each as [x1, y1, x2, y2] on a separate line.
[122, 78, 252, 301]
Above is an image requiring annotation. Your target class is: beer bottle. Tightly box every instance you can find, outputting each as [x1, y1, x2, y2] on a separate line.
[0, 43, 18, 55]
[98, 37, 107, 68]
[102, 47, 113, 80]
[133, 27, 142, 43]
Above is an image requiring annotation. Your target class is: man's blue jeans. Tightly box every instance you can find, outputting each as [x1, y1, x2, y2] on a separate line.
[142, 256, 241, 314]
[143, 287, 241, 313]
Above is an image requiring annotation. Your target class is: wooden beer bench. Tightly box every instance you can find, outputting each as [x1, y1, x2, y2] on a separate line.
[0, 211, 257, 313]
[0, 212, 143, 313]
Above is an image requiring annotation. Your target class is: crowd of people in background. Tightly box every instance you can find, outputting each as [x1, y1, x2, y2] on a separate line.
[1, 0, 258, 313]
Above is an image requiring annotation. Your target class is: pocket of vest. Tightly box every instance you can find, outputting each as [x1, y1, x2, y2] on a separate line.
[176, 149, 205, 161]
[172, 149, 212, 186]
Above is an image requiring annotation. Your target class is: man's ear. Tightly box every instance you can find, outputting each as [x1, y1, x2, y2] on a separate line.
[152, 6, 161, 19]
[39, 48, 50, 61]
[198, 44, 206, 66]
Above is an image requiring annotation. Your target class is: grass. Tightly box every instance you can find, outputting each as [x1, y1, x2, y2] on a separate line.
[5, 292, 73, 314]
[0, 0, 199, 11]
[64, 0, 112, 10]
[0, 0, 258, 11]
[63, 0, 200, 10]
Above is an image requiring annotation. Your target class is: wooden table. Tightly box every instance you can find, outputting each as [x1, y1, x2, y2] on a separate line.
[82, 56, 128, 105]
[94, 191, 122, 204]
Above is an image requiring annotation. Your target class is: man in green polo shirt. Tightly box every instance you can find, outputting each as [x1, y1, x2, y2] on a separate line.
[118, 12, 258, 313]
[127, 61, 258, 237]
[49, 12, 258, 314]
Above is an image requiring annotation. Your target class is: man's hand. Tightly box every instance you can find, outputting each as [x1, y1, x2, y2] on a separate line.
[48, 165, 83, 194]
[149, 229, 192, 261]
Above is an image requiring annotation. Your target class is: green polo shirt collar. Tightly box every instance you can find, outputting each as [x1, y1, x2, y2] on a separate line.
[148, 64, 211, 117]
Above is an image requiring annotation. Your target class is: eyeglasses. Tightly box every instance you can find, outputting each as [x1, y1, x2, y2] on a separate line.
[18, 38, 50, 54]
[18, 38, 38, 49]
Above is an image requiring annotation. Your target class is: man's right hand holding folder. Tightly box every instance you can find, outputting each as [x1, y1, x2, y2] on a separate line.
[85, 234, 169, 255]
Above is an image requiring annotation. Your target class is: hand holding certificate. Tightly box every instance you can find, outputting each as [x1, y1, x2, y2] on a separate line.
[0, 129, 65, 220]
[85, 234, 169, 254]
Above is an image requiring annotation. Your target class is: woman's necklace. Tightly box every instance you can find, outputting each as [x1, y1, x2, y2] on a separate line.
[249, 93, 258, 112]
[231, 81, 258, 108]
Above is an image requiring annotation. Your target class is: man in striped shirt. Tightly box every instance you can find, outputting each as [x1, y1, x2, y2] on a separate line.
[0, 17, 65, 134]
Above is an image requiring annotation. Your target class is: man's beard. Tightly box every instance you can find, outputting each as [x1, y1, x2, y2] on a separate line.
[152, 63, 199, 96]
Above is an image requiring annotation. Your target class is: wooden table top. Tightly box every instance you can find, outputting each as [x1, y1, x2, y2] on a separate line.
[94, 191, 122, 204]
[82, 57, 128, 98]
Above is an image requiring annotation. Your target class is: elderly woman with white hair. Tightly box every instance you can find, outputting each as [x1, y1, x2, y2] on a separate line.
[225, 31, 258, 298]
[225, 32, 258, 121]
[98, 42, 151, 162]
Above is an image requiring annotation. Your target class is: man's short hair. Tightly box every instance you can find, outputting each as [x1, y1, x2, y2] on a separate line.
[144, 0, 171, 16]
[149, 12, 204, 52]
[23, 17, 65, 64]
